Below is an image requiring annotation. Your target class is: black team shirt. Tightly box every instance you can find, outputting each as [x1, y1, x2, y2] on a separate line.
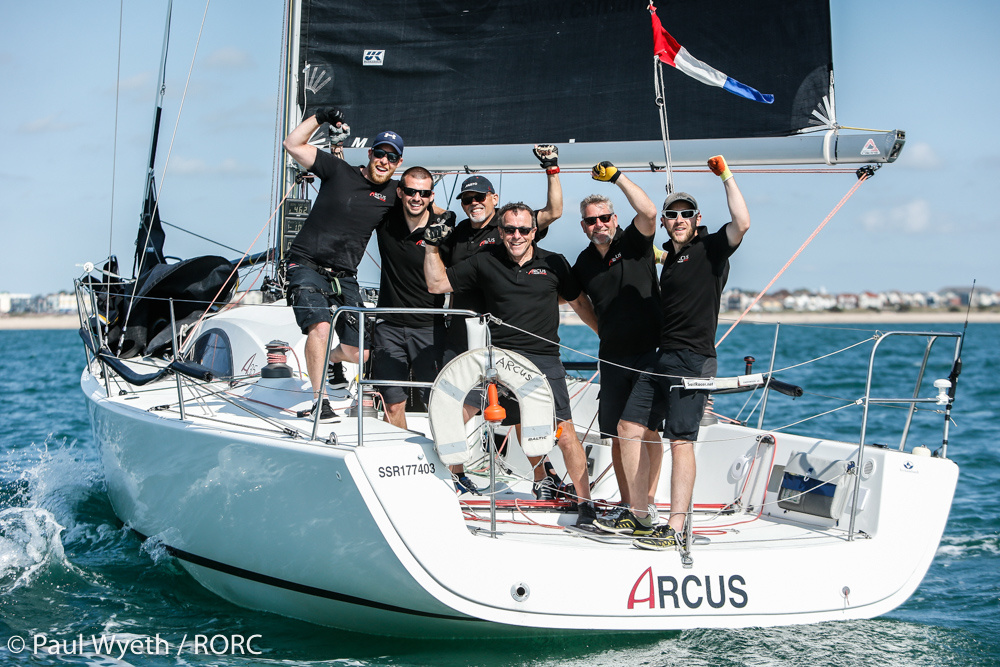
[572, 221, 661, 359]
[287, 150, 397, 275]
[446, 245, 580, 357]
[659, 224, 739, 358]
[374, 204, 444, 327]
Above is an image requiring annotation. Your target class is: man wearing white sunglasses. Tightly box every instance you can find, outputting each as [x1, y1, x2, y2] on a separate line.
[608, 155, 750, 551]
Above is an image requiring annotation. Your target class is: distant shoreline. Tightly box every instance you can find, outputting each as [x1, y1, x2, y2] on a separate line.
[3, 310, 999, 332]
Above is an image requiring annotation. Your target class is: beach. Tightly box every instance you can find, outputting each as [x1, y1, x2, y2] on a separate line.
[4, 310, 999, 331]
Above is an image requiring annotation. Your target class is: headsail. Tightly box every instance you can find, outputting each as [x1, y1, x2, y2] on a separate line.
[293, 0, 902, 170]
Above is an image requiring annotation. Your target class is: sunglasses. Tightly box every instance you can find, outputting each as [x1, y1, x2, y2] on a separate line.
[401, 186, 432, 198]
[662, 209, 699, 220]
[501, 225, 534, 236]
[583, 213, 614, 226]
[460, 192, 489, 206]
[372, 148, 401, 164]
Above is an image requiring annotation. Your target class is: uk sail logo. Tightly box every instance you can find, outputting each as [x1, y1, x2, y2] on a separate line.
[363, 50, 384, 66]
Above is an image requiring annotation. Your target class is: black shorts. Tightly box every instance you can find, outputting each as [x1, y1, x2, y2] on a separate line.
[465, 352, 572, 424]
[371, 321, 445, 405]
[599, 351, 662, 436]
[620, 348, 717, 442]
[286, 263, 363, 347]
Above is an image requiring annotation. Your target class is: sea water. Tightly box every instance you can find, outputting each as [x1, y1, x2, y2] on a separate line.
[1, 323, 997, 666]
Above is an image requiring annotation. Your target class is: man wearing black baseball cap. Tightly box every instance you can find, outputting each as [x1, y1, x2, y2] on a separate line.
[282, 108, 406, 421]
[617, 155, 751, 551]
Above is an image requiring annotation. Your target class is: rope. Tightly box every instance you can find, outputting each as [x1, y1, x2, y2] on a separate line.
[180, 181, 297, 351]
[715, 171, 873, 348]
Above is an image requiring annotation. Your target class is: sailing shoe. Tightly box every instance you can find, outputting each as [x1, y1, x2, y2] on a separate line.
[593, 510, 654, 536]
[311, 398, 337, 423]
[633, 524, 684, 551]
[533, 476, 558, 501]
[454, 475, 482, 496]
[602, 502, 630, 521]
[576, 500, 598, 527]
[328, 362, 349, 390]
[647, 503, 660, 524]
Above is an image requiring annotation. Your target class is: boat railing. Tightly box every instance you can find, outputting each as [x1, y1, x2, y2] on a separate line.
[317, 305, 484, 443]
[847, 329, 963, 539]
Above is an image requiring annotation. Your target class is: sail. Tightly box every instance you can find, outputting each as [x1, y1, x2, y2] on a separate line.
[295, 0, 902, 169]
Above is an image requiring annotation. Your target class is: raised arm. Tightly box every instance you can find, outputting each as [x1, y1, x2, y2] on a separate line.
[567, 292, 599, 334]
[614, 173, 658, 237]
[533, 145, 563, 229]
[282, 108, 345, 171]
[422, 215, 455, 293]
[708, 155, 750, 247]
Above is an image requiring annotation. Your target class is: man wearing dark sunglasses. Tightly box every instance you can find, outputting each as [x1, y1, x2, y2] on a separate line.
[282, 107, 405, 420]
[423, 202, 601, 527]
[439, 145, 563, 362]
[620, 155, 751, 551]
[571, 161, 664, 537]
[370, 166, 453, 431]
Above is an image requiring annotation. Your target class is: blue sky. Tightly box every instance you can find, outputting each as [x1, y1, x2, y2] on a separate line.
[1, 1, 998, 296]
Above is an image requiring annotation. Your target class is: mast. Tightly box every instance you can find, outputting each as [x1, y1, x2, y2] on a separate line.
[276, 0, 306, 267]
[133, 0, 173, 278]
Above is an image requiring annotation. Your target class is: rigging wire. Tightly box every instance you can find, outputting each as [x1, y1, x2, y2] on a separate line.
[107, 0, 124, 275]
[715, 169, 875, 348]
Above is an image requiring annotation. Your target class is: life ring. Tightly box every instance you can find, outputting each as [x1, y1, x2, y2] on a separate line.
[428, 347, 556, 466]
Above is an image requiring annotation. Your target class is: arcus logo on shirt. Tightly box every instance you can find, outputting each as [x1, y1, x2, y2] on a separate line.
[478, 238, 497, 247]
[677, 254, 690, 263]
[608, 252, 622, 266]
[370, 192, 387, 201]
[527, 269, 548, 275]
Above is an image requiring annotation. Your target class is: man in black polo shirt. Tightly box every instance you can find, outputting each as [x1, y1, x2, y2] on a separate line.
[440, 145, 563, 361]
[283, 108, 404, 420]
[371, 166, 452, 430]
[571, 161, 663, 536]
[624, 155, 751, 550]
[423, 202, 600, 525]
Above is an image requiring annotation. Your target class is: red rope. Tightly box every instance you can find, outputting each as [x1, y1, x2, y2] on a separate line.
[715, 172, 872, 348]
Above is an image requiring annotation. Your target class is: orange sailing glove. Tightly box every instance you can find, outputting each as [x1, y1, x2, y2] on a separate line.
[708, 155, 732, 182]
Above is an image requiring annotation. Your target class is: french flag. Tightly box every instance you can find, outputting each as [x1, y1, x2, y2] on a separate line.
[650, 6, 774, 104]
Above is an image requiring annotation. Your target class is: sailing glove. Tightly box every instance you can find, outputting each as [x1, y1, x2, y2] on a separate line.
[592, 161, 620, 184]
[328, 122, 351, 146]
[708, 155, 733, 182]
[313, 108, 345, 127]
[423, 211, 456, 246]
[533, 145, 559, 172]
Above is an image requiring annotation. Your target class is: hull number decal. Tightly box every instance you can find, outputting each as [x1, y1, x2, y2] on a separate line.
[378, 463, 436, 478]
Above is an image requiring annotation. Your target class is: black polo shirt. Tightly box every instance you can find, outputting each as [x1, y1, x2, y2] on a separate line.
[288, 150, 398, 275]
[375, 204, 444, 327]
[446, 245, 580, 356]
[573, 221, 661, 358]
[659, 224, 738, 357]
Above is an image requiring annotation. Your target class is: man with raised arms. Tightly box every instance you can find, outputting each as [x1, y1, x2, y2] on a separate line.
[370, 166, 454, 430]
[282, 108, 404, 421]
[620, 155, 750, 550]
[572, 161, 664, 536]
[423, 202, 601, 526]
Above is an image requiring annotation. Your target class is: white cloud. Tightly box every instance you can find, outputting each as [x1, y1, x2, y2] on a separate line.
[168, 156, 257, 176]
[861, 199, 932, 234]
[897, 142, 942, 170]
[18, 114, 59, 133]
[203, 47, 252, 70]
[117, 71, 154, 92]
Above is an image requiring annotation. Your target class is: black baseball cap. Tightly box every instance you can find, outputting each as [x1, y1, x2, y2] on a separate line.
[455, 175, 495, 199]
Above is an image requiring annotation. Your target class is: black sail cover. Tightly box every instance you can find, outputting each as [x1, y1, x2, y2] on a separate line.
[298, 0, 832, 149]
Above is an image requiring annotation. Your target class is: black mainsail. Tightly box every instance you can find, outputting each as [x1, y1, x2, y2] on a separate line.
[292, 0, 903, 169]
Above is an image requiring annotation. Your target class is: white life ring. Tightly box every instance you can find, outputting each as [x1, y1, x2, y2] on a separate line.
[428, 347, 556, 466]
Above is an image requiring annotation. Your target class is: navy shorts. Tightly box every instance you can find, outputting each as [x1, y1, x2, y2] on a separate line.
[599, 350, 662, 436]
[465, 352, 572, 424]
[371, 320, 445, 405]
[620, 348, 717, 442]
[286, 263, 362, 347]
